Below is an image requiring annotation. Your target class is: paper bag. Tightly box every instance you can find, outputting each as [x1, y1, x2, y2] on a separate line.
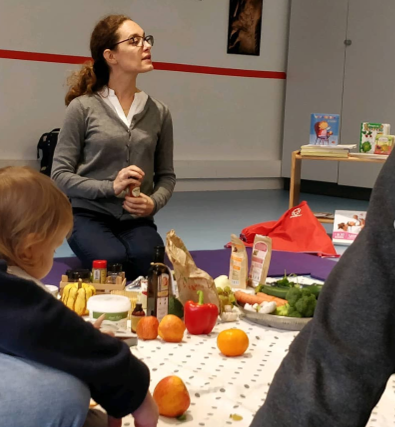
[165, 230, 220, 310]
[229, 234, 248, 289]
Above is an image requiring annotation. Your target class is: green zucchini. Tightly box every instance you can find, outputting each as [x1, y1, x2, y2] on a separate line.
[259, 285, 289, 299]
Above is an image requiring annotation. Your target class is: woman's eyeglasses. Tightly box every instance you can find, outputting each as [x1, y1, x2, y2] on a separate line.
[112, 35, 154, 48]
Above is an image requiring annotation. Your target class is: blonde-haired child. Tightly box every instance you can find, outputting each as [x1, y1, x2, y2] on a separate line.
[0, 167, 158, 427]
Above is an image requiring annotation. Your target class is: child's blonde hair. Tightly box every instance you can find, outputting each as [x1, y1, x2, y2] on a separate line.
[0, 166, 73, 266]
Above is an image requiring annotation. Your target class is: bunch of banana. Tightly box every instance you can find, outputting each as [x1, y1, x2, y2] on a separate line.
[61, 279, 96, 316]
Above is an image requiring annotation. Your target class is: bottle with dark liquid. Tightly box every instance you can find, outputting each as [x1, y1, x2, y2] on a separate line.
[147, 246, 169, 322]
[131, 303, 145, 333]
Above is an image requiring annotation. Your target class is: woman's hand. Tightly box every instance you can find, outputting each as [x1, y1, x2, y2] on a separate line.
[123, 193, 155, 217]
[113, 166, 145, 196]
[93, 314, 115, 337]
[132, 392, 159, 427]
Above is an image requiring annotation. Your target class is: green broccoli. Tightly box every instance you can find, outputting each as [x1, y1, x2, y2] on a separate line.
[297, 284, 323, 298]
[285, 287, 302, 307]
[275, 287, 318, 318]
[275, 304, 303, 318]
[295, 294, 317, 317]
[300, 287, 312, 298]
[275, 304, 289, 316]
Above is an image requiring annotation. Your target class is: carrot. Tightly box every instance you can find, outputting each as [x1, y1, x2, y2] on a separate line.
[235, 291, 287, 307]
[257, 292, 287, 307]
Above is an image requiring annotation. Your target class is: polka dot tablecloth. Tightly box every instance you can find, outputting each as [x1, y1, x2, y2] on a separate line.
[120, 318, 395, 427]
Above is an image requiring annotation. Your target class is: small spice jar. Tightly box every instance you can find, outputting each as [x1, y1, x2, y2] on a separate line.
[131, 303, 145, 333]
[107, 263, 123, 284]
[129, 185, 141, 197]
[92, 260, 107, 284]
[66, 269, 91, 283]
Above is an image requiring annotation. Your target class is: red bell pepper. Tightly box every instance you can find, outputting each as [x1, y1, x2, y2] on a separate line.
[184, 290, 219, 335]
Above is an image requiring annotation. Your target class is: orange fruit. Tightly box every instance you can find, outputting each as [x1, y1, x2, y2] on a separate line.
[158, 315, 186, 343]
[136, 316, 159, 340]
[217, 328, 249, 357]
[153, 376, 190, 418]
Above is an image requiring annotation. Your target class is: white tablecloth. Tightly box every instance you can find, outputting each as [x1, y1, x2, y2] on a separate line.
[120, 318, 395, 427]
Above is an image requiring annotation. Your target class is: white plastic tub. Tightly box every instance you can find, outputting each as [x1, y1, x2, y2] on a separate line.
[87, 294, 131, 333]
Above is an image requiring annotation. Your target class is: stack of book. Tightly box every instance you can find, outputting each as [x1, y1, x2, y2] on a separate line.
[300, 144, 356, 158]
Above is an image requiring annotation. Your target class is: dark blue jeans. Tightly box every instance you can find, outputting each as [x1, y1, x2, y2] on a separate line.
[68, 208, 164, 281]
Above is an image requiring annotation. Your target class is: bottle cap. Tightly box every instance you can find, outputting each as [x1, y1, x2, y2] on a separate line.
[67, 269, 91, 282]
[93, 260, 107, 269]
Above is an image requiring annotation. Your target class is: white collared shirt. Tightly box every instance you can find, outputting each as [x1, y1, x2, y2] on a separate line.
[99, 87, 148, 127]
[7, 265, 50, 293]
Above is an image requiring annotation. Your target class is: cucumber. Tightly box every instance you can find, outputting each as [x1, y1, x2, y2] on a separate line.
[260, 285, 289, 299]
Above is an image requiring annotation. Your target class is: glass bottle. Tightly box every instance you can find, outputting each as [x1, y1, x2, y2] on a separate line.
[131, 303, 145, 333]
[147, 246, 169, 322]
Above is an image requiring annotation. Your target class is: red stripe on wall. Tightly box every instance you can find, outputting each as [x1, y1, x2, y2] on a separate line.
[153, 62, 285, 79]
[0, 49, 91, 65]
[0, 49, 286, 80]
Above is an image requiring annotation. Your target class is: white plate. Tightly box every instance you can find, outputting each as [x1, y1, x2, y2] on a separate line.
[239, 306, 312, 331]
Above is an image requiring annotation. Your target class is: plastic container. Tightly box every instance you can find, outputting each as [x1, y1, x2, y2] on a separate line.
[92, 260, 107, 284]
[87, 294, 131, 332]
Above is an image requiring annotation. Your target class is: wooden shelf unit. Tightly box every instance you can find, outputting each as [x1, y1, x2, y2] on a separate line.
[289, 151, 387, 223]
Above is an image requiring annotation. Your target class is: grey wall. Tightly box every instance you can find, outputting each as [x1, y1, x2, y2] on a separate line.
[338, 0, 395, 187]
[281, 0, 348, 183]
[282, 0, 395, 188]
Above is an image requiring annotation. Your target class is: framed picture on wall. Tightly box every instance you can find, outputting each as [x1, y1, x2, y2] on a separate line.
[227, 0, 263, 56]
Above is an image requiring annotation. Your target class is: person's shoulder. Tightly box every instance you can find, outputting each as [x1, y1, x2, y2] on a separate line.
[0, 265, 38, 290]
[146, 95, 170, 114]
[70, 93, 101, 108]
[66, 94, 103, 118]
[145, 95, 172, 125]
[66, 96, 86, 114]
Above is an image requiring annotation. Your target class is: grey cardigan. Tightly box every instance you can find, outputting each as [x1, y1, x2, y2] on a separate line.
[251, 149, 395, 425]
[52, 93, 176, 220]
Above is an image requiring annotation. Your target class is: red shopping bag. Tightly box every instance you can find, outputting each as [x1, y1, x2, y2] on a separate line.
[237, 201, 338, 257]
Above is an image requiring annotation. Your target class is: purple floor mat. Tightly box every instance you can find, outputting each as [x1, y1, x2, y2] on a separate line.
[44, 249, 336, 286]
[310, 259, 338, 281]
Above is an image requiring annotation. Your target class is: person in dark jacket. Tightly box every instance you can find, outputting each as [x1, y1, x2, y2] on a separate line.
[251, 150, 395, 426]
[0, 166, 158, 427]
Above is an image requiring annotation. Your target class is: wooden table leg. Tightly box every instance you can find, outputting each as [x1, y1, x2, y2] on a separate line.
[289, 151, 301, 208]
